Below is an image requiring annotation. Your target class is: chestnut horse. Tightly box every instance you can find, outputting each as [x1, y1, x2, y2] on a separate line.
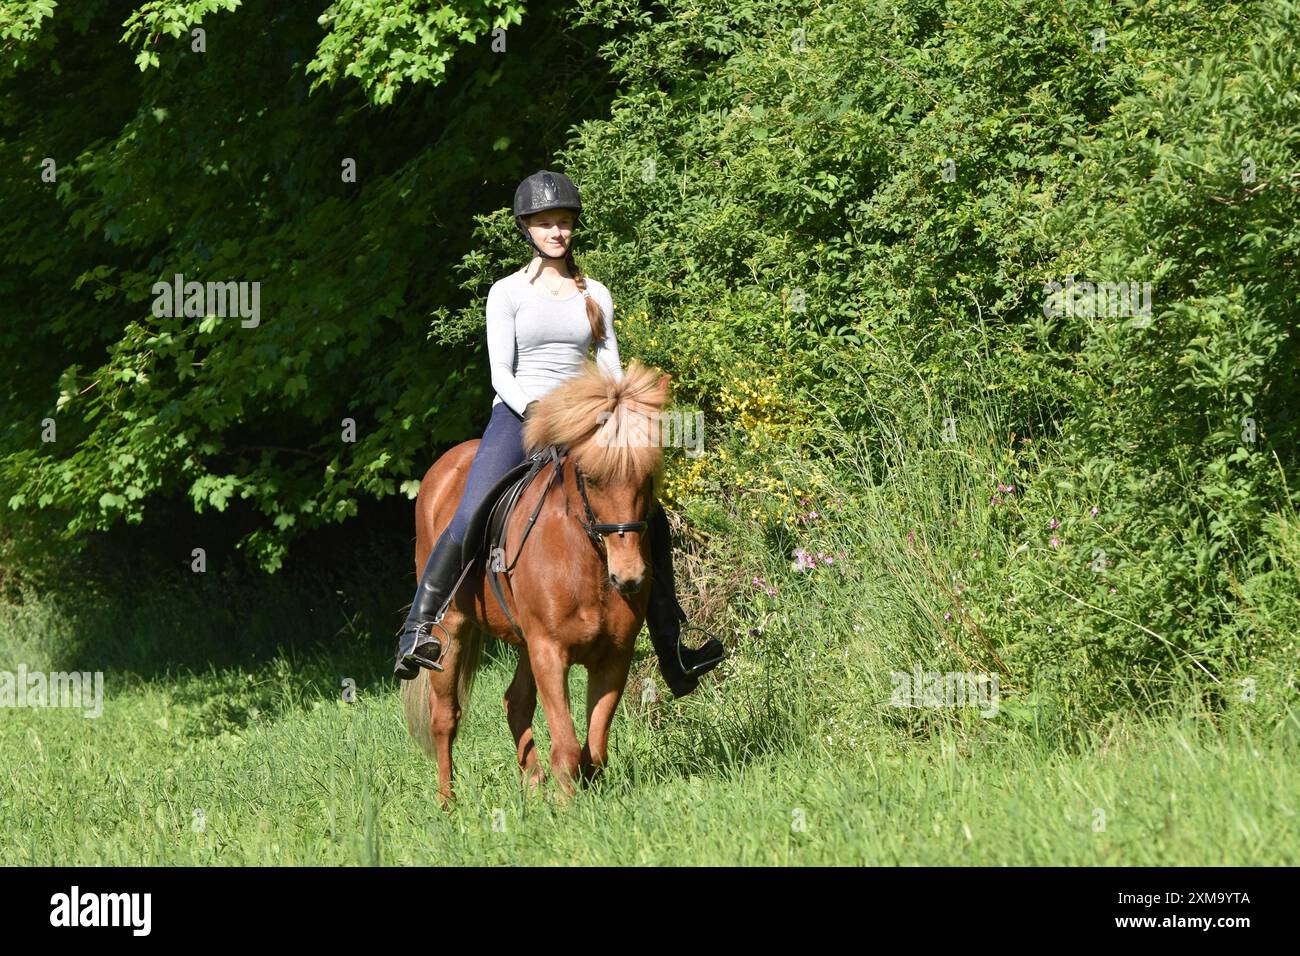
[401, 359, 669, 803]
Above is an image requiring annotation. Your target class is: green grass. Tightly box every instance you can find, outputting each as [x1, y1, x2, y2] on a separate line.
[3, 406, 1296, 865]
[1, 539, 1296, 866]
[2, 659, 1295, 865]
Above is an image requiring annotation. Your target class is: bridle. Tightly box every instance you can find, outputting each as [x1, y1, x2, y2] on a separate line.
[572, 458, 648, 547]
[490, 447, 650, 577]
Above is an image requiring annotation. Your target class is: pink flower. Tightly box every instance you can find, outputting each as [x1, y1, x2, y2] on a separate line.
[906, 530, 915, 545]
[943, 612, 952, 621]
[1050, 536, 1060, 548]
[766, 586, 778, 597]
[1090, 506, 1099, 518]
[792, 547, 817, 572]
[1048, 518, 1059, 530]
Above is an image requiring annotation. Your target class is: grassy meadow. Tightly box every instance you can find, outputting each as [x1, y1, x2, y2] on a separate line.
[3, 414, 1295, 866]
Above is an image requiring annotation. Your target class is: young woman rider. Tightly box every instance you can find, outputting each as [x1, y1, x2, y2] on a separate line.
[393, 169, 724, 695]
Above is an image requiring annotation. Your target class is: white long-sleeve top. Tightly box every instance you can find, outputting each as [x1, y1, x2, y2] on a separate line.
[486, 268, 624, 417]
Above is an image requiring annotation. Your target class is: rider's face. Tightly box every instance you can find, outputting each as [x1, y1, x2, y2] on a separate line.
[526, 210, 575, 254]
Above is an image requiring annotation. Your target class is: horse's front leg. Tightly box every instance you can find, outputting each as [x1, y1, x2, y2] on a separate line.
[580, 648, 634, 785]
[528, 639, 582, 798]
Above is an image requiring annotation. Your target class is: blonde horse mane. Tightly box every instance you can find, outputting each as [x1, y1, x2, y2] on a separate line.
[522, 358, 671, 490]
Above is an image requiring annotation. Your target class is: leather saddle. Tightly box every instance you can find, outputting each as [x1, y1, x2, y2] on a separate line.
[459, 443, 564, 638]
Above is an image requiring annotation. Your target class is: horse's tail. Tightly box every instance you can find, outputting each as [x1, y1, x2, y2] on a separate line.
[455, 625, 487, 717]
[401, 671, 435, 756]
[400, 626, 489, 757]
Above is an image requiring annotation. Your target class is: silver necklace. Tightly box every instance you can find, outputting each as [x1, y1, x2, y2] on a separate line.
[539, 272, 569, 296]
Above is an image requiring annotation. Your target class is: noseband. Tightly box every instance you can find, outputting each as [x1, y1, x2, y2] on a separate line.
[572, 459, 648, 547]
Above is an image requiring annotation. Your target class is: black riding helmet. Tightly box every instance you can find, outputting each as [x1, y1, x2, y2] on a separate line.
[512, 169, 582, 259]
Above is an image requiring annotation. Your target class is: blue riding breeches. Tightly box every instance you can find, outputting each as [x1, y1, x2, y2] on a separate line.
[444, 401, 528, 545]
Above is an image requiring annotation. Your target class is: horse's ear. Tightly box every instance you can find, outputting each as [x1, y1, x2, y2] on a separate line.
[657, 372, 671, 394]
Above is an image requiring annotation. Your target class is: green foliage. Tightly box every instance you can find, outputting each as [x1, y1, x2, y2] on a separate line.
[990, 0, 1300, 700]
[0, 0, 60, 79]
[1, 0, 1296, 715]
[1, 0, 606, 572]
[121, 0, 242, 71]
[307, 0, 526, 106]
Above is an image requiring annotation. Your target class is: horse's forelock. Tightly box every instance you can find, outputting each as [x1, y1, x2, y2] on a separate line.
[522, 359, 669, 486]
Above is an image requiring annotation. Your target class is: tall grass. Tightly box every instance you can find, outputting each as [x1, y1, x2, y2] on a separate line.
[1, 614, 1294, 864]
[2, 403, 1294, 864]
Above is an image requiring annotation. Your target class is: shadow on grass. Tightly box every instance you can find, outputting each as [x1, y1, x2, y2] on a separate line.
[1, 516, 418, 730]
[5, 509, 806, 778]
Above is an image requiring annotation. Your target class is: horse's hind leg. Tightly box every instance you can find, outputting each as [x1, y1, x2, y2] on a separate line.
[504, 647, 543, 789]
[427, 634, 462, 808]
[580, 649, 633, 785]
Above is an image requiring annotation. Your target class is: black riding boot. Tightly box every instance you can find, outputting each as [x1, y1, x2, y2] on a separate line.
[394, 529, 466, 680]
[646, 505, 725, 696]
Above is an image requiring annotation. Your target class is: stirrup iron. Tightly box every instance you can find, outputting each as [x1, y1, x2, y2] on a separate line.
[406, 617, 449, 673]
[677, 623, 726, 676]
